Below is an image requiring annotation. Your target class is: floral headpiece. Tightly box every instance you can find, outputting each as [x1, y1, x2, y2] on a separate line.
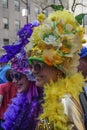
[28, 9, 85, 76]
[11, 47, 35, 81]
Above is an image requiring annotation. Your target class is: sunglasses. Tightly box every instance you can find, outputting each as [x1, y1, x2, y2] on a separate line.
[31, 62, 44, 72]
[10, 72, 23, 81]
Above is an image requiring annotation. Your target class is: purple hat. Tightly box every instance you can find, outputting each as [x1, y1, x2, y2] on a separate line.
[11, 48, 35, 81]
[0, 21, 40, 81]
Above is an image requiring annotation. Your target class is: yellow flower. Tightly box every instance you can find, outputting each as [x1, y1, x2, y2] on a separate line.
[81, 38, 86, 43]
[38, 41, 46, 50]
[77, 26, 85, 38]
[37, 13, 45, 24]
[53, 54, 63, 65]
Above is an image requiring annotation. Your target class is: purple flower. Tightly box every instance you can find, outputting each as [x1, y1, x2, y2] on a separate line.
[32, 20, 40, 28]
[0, 20, 40, 63]
[0, 43, 22, 63]
[17, 20, 40, 45]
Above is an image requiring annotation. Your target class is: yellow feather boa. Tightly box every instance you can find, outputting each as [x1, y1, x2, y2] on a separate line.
[39, 73, 85, 130]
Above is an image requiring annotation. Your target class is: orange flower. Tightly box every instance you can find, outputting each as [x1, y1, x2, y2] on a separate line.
[44, 56, 53, 66]
[60, 44, 70, 53]
[57, 23, 64, 33]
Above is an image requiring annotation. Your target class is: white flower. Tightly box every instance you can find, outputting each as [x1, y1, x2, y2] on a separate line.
[44, 34, 58, 46]
[45, 34, 57, 43]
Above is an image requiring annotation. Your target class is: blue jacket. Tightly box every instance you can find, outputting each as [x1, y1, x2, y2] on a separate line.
[0, 64, 10, 84]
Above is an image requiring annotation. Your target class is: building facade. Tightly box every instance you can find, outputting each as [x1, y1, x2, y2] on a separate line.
[0, 0, 69, 48]
[1, 0, 86, 50]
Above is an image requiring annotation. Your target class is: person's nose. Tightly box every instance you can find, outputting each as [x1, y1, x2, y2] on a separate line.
[31, 67, 39, 75]
[12, 77, 18, 83]
[32, 67, 36, 74]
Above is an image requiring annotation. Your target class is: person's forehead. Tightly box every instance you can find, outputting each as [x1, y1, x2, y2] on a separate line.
[11, 71, 26, 77]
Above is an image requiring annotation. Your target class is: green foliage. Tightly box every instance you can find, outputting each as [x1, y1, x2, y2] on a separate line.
[75, 14, 86, 25]
[50, 4, 64, 11]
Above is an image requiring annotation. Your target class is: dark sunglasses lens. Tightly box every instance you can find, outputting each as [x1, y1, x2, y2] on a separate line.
[34, 63, 42, 72]
[10, 73, 15, 79]
[10, 73, 22, 80]
[15, 73, 22, 80]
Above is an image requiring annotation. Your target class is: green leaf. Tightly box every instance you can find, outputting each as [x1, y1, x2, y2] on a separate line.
[75, 14, 86, 25]
[50, 4, 64, 11]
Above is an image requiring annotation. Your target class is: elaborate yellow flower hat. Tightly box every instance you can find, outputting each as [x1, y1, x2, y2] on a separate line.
[27, 9, 85, 76]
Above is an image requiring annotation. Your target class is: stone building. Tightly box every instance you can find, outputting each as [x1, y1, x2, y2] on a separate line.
[0, 0, 86, 50]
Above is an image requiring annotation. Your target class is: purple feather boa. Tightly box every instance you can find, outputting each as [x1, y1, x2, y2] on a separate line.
[2, 82, 43, 130]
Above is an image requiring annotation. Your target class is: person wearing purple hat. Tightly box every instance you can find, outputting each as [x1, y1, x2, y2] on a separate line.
[1, 20, 43, 130]
[1, 48, 43, 130]
[10, 48, 35, 93]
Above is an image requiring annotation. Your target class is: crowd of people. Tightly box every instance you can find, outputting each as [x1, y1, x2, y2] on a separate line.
[0, 8, 87, 130]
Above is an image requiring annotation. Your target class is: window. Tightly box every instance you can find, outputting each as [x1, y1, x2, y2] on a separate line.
[3, 18, 9, 29]
[3, 39, 9, 45]
[14, 0, 20, 11]
[15, 20, 20, 31]
[2, 0, 8, 8]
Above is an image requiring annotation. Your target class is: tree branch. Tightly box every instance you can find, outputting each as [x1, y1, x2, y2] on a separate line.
[72, 1, 87, 12]
[42, 5, 52, 11]
[71, 0, 76, 12]
[58, 0, 63, 6]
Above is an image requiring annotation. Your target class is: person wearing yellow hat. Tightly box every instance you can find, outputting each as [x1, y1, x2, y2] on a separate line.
[27, 9, 86, 130]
